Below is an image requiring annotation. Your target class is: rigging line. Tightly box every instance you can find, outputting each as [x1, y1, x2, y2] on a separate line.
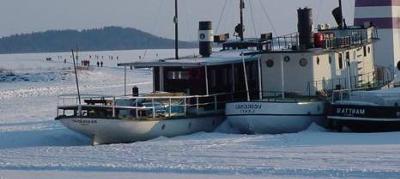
[258, 0, 277, 35]
[248, 0, 258, 37]
[143, 0, 164, 59]
[216, 0, 229, 34]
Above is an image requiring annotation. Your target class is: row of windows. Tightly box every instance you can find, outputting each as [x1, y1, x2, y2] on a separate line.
[266, 57, 308, 68]
[265, 45, 372, 69]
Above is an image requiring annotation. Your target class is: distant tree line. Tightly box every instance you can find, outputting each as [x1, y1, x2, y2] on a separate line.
[0, 26, 196, 54]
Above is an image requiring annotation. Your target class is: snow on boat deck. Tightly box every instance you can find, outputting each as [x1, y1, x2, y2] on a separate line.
[1, 50, 400, 178]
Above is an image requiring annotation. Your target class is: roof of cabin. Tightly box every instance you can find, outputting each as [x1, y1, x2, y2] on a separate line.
[118, 50, 260, 68]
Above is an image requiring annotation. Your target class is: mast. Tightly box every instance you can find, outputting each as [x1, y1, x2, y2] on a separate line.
[239, 0, 244, 41]
[71, 49, 81, 105]
[174, 0, 179, 59]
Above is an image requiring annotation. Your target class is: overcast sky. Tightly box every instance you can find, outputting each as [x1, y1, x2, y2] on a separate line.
[0, 0, 355, 40]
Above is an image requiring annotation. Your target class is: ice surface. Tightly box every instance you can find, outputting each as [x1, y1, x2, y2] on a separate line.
[1, 49, 400, 178]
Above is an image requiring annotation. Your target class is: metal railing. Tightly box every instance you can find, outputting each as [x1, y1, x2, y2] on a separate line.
[307, 69, 394, 97]
[57, 93, 235, 120]
[330, 87, 400, 104]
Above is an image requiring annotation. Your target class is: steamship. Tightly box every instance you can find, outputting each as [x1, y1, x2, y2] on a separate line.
[326, 0, 400, 133]
[55, 0, 399, 144]
[56, 0, 262, 145]
[224, 0, 396, 134]
[328, 88, 400, 132]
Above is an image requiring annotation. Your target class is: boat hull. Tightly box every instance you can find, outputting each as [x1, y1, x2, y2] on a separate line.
[225, 101, 326, 134]
[59, 116, 223, 145]
[328, 104, 400, 132]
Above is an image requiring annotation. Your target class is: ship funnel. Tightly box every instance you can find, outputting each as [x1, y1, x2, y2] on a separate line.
[297, 8, 313, 50]
[199, 21, 213, 58]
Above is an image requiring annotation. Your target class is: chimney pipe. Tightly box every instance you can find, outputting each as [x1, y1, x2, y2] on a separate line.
[199, 21, 213, 57]
[297, 8, 314, 50]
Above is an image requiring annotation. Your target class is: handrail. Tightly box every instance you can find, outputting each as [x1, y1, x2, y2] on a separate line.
[57, 92, 235, 120]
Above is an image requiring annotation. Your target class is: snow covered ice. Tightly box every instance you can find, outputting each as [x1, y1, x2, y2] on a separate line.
[1, 50, 400, 178]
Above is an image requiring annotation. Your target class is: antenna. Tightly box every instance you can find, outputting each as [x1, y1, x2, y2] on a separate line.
[71, 49, 81, 105]
[174, 0, 179, 59]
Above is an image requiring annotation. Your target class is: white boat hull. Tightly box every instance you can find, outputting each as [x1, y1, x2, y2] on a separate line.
[59, 116, 223, 145]
[225, 101, 326, 134]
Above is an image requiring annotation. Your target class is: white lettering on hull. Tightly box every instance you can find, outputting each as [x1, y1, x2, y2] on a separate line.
[72, 119, 98, 125]
[235, 104, 262, 114]
[336, 108, 366, 116]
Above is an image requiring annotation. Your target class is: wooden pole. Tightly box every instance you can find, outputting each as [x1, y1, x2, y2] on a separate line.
[71, 49, 82, 105]
[242, 52, 250, 101]
[239, 0, 244, 41]
[175, 0, 179, 59]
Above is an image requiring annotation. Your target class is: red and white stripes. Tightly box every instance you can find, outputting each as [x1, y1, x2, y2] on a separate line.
[355, 0, 400, 29]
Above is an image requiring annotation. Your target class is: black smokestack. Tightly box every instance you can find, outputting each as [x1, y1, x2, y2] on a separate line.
[332, 7, 343, 28]
[199, 21, 213, 57]
[297, 8, 313, 50]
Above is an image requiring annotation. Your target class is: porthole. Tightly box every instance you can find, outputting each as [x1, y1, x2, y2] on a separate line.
[299, 58, 308, 67]
[284, 56, 290, 63]
[316, 57, 320, 65]
[266, 59, 274, 68]
[397, 61, 400, 71]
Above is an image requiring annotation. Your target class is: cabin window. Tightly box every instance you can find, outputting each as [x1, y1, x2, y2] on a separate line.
[329, 56, 332, 64]
[167, 71, 190, 80]
[397, 61, 400, 71]
[316, 57, 320, 65]
[284, 56, 290, 63]
[211, 69, 217, 88]
[368, 46, 371, 54]
[299, 58, 308, 67]
[251, 63, 258, 80]
[346, 51, 350, 60]
[338, 53, 343, 69]
[266, 59, 274, 68]
[363, 46, 367, 57]
[222, 68, 228, 86]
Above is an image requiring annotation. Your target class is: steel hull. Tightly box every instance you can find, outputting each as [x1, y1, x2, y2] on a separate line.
[328, 104, 400, 132]
[59, 116, 224, 145]
[225, 101, 326, 134]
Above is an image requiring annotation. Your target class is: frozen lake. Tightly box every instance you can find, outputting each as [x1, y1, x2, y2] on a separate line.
[1, 49, 400, 178]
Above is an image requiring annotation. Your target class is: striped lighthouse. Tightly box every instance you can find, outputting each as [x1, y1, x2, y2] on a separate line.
[355, 0, 400, 70]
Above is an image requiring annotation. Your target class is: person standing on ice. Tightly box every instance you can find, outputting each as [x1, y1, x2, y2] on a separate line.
[97, 61, 100, 67]
[100, 61, 103, 67]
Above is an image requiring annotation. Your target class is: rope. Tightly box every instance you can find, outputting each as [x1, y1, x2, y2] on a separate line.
[248, 0, 258, 37]
[216, 0, 229, 34]
[258, 0, 277, 35]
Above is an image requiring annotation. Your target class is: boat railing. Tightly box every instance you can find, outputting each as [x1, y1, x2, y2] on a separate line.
[307, 69, 394, 97]
[259, 91, 320, 103]
[331, 86, 400, 104]
[57, 92, 235, 120]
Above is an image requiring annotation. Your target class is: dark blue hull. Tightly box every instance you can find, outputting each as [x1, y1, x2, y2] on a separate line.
[327, 104, 400, 132]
